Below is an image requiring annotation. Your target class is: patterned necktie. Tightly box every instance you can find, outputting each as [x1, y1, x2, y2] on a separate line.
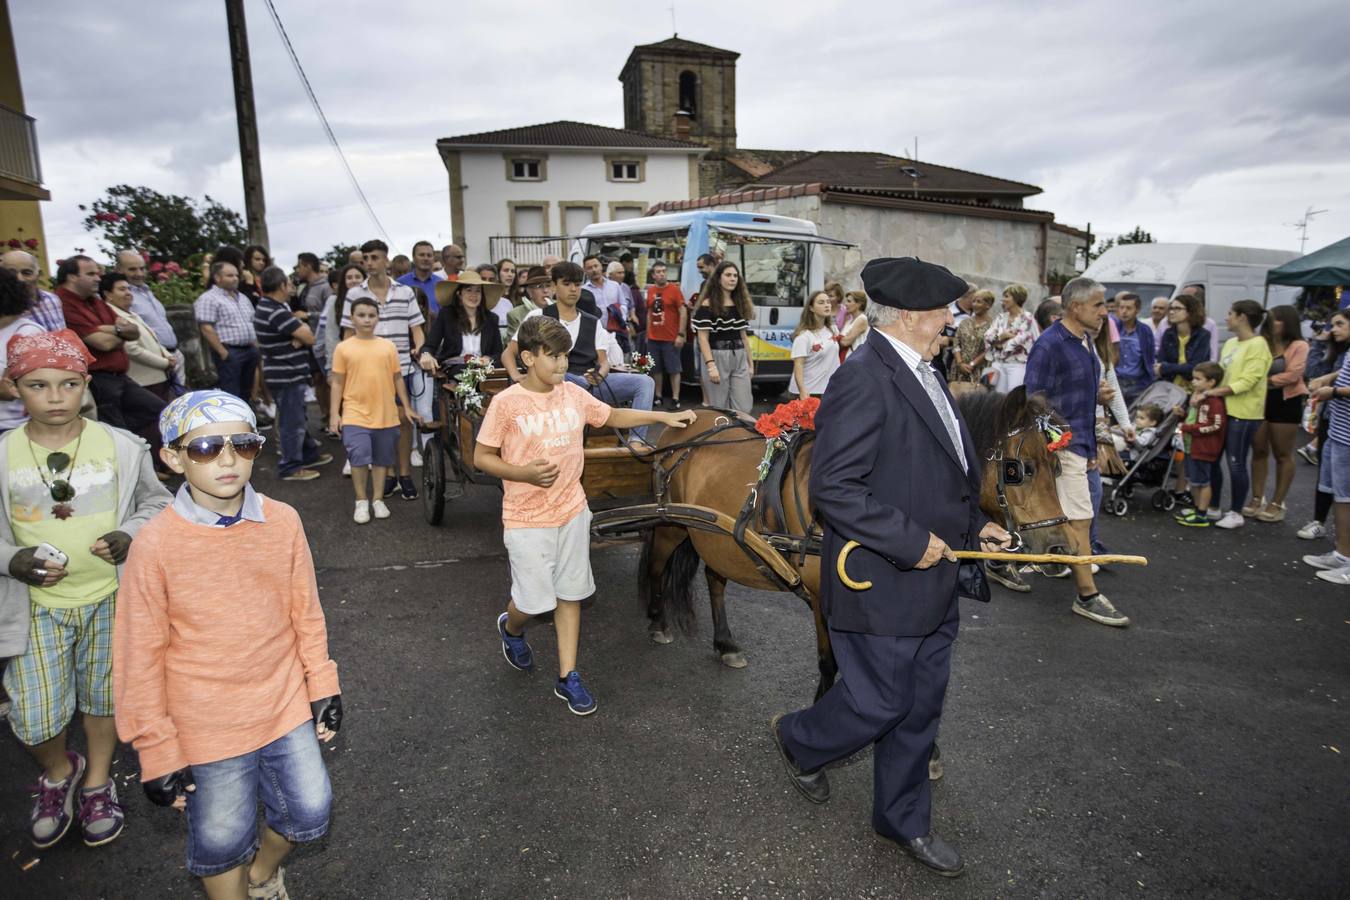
[916, 362, 966, 470]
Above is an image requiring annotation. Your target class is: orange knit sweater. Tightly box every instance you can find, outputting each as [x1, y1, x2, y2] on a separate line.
[113, 497, 340, 781]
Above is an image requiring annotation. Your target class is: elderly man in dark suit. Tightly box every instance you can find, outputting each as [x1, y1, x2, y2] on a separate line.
[772, 257, 1012, 878]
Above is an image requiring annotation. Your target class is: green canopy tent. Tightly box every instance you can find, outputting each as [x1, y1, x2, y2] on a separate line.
[1265, 236, 1350, 288]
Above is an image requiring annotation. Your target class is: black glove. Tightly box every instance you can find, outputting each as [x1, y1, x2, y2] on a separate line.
[96, 530, 133, 565]
[310, 695, 343, 734]
[143, 769, 194, 807]
[8, 547, 48, 587]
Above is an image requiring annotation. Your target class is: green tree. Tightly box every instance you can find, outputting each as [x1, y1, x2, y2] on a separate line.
[79, 185, 246, 263]
[323, 243, 360, 269]
[1088, 225, 1155, 263]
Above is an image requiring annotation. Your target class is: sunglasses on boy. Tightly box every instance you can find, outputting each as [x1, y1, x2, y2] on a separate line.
[172, 432, 267, 464]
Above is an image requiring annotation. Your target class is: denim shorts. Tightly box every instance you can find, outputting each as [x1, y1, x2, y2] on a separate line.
[1185, 456, 1221, 488]
[1318, 439, 1350, 502]
[184, 721, 332, 877]
[342, 424, 399, 467]
[648, 339, 682, 374]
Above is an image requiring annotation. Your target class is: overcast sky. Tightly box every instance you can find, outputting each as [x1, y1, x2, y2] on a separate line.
[16, 0, 1350, 268]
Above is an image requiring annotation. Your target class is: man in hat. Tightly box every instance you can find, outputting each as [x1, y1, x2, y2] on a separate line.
[770, 257, 1011, 879]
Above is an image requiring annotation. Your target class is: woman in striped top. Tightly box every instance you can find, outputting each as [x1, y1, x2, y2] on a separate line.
[693, 261, 755, 413]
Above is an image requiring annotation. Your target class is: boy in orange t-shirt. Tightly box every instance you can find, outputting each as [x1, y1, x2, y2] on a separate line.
[329, 297, 419, 524]
[475, 316, 694, 714]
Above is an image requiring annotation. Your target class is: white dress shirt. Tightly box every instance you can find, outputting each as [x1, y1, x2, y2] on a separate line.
[876, 328, 966, 464]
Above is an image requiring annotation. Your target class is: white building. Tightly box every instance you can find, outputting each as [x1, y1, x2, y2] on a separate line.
[436, 120, 706, 266]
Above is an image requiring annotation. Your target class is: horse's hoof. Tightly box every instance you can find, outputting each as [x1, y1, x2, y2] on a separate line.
[720, 651, 748, 669]
[649, 629, 674, 645]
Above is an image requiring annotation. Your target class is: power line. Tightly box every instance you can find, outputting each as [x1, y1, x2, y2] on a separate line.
[260, 0, 390, 242]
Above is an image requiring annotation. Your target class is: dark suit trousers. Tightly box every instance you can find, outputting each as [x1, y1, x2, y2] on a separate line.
[89, 371, 168, 445]
[779, 597, 959, 841]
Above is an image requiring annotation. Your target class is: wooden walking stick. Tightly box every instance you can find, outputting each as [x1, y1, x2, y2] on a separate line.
[835, 540, 1147, 591]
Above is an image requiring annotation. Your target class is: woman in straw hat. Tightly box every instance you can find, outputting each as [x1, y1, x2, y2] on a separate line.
[418, 270, 506, 375]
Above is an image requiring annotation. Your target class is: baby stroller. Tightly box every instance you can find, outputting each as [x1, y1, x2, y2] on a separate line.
[1103, 380, 1189, 516]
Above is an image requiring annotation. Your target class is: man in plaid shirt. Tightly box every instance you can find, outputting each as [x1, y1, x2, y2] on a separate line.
[1023, 277, 1130, 628]
[193, 262, 259, 401]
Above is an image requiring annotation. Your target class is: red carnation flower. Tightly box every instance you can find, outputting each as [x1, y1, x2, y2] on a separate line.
[123, 213, 134, 221]
[811, 343, 823, 353]
[23, 238, 37, 249]
[6, 239, 20, 248]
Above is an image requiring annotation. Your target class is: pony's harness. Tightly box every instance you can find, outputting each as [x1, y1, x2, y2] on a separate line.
[987, 415, 1069, 542]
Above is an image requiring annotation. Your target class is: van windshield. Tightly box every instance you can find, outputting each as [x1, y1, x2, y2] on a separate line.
[585, 230, 687, 289]
[1100, 282, 1175, 303]
[709, 228, 809, 308]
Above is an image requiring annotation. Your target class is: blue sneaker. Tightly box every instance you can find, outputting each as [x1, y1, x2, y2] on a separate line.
[496, 613, 533, 672]
[554, 671, 597, 716]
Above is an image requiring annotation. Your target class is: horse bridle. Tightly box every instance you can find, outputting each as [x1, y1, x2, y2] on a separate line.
[987, 415, 1070, 543]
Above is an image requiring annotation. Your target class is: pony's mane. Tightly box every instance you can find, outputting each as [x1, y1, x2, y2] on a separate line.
[957, 388, 1058, 456]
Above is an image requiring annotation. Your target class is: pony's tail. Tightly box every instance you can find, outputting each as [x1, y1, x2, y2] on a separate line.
[658, 536, 701, 635]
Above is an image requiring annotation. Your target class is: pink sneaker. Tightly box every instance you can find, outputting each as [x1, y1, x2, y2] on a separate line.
[28, 749, 86, 848]
[79, 780, 125, 847]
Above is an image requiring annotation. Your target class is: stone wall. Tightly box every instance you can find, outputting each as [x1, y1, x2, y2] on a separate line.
[167, 306, 218, 389]
[702, 193, 1051, 300]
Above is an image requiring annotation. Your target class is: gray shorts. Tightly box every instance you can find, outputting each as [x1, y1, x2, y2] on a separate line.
[1318, 438, 1350, 502]
[342, 424, 398, 468]
[649, 339, 682, 374]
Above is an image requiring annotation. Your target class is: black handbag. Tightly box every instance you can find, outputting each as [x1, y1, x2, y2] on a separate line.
[956, 561, 991, 603]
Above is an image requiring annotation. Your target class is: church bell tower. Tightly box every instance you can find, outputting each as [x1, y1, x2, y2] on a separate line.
[619, 36, 739, 154]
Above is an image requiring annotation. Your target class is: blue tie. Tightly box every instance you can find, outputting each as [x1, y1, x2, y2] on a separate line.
[215, 513, 243, 527]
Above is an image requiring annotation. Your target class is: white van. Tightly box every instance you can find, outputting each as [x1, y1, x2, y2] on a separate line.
[571, 211, 852, 390]
[1083, 243, 1301, 328]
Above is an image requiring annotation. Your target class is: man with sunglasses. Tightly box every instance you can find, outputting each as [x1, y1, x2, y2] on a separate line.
[0, 329, 171, 852]
[115, 390, 342, 900]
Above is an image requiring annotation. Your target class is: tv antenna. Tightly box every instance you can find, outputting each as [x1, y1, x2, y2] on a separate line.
[669, 4, 677, 34]
[1287, 206, 1328, 255]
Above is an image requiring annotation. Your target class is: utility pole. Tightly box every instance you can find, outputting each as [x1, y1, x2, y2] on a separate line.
[225, 0, 269, 249]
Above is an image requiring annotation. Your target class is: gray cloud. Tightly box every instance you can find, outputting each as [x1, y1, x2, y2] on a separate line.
[15, 0, 1350, 262]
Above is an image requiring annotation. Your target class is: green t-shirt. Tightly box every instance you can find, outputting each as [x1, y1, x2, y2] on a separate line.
[6, 423, 119, 608]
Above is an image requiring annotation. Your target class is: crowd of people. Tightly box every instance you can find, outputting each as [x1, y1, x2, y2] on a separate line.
[1, 232, 1347, 895]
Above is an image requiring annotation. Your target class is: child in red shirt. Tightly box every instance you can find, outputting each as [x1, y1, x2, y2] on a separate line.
[1176, 362, 1227, 527]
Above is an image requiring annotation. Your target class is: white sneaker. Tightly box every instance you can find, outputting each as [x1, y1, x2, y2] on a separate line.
[1302, 550, 1346, 570]
[372, 499, 391, 519]
[304, 386, 317, 404]
[342, 460, 352, 477]
[1315, 565, 1350, 585]
[410, 448, 423, 468]
[1214, 511, 1245, 530]
[1297, 521, 1329, 540]
[353, 501, 371, 524]
[0, 699, 10, 720]
[1206, 508, 1223, 520]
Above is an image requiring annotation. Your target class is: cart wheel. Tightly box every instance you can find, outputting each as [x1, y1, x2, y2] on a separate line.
[1111, 497, 1129, 517]
[1162, 494, 1177, 511]
[1120, 483, 1134, 499]
[1150, 489, 1170, 511]
[422, 435, 446, 526]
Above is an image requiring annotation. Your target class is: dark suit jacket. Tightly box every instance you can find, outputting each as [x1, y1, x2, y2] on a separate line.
[810, 329, 987, 637]
[419, 309, 503, 368]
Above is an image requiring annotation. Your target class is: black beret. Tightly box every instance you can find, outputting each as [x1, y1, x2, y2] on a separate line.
[861, 257, 968, 311]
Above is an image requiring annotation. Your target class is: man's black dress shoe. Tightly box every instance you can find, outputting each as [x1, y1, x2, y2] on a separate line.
[769, 714, 830, 803]
[887, 831, 965, 877]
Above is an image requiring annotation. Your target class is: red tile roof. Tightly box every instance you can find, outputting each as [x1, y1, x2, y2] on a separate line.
[437, 120, 706, 150]
[750, 151, 1042, 197]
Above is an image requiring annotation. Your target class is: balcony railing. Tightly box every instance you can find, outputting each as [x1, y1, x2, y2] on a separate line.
[0, 105, 44, 187]
[488, 235, 572, 266]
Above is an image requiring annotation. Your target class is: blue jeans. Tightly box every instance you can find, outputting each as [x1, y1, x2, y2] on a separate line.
[184, 721, 331, 877]
[565, 371, 656, 442]
[1223, 417, 1262, 512]
[216, 345, 259, 401]
[1117, 374, 1152, 407]
[273, 382, 322, 476]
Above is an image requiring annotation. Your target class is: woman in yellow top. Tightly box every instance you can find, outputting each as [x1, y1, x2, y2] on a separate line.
[1192, 300, 1274, 529]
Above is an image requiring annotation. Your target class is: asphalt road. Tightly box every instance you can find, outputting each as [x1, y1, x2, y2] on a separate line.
[2, 424, 1347, 899]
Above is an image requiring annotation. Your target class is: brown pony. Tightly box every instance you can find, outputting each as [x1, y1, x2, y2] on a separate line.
[642, 386, 1071, 700]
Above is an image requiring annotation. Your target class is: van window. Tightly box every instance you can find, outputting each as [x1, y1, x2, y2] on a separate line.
[709, 228, 809, 308]
[584, 229, 687, 289]
[1101, 282, 1175, 304]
